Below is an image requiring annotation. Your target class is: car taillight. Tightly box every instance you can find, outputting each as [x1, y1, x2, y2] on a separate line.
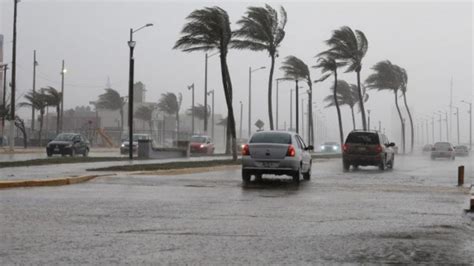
[242, 144, 250, 156]
[342, 144, 349, 153]
[375, 145, 383, 153]
[287, 145, 296, 157]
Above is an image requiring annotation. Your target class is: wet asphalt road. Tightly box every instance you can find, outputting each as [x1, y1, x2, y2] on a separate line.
[1, 154, 473, 264]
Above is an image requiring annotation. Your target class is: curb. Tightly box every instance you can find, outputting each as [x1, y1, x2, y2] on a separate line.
[0, 174, 109, 189]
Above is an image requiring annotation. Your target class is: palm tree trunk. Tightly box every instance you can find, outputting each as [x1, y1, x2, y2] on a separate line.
[402, 91, 414, 153]
[220, 52, 237, 160]
[56, 106, 60, 135]
[350, 106, 356, 130]
[394, 90, 405, 154]
[267, 54, 275, 130]
[334, 71, 344, 146]
[356, 70, 367, 130]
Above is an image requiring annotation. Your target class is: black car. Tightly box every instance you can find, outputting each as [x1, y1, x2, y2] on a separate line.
[46, 133, 90, 157]
[342, 130, 395, 171]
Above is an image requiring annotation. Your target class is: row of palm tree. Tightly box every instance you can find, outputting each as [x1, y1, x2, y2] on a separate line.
[19, 87, 62, 145]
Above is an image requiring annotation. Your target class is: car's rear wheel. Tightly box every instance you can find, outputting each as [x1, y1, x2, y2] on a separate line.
[387, 157, 394, 169]
[242, 170, 251, 183]
[292, 165, 301, 184]
[343, 160, 350, 172]
[378, 157, 386, 170]
[303, 162, 311, 180]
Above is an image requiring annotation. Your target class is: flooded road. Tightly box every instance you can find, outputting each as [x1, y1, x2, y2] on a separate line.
[1, 154, 473, 264]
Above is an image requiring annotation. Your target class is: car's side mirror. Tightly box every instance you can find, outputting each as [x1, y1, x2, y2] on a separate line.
[388, 142, 395, 147]
[306, 145, 314, 151]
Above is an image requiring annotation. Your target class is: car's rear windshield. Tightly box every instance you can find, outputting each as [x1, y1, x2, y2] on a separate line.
[250, 132, 291, 144]
[345, 132, 379, 145]
[191, 136, 207, 143]
[434, 142, 451, 149]
[54, 133, 75, 141]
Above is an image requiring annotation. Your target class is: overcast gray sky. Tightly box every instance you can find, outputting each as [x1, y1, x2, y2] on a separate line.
[0, 0, 472, 142]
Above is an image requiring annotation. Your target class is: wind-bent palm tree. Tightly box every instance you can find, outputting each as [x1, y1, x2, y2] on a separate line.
[20, 90, 49, 146]
[44, 86, 62, 135]
[313, 56, 344, 146]
[135, 105, 155, 131]
[174, 6, 238, 160]
[280, 55, 314, 145]
[96, 88, 126, 136]
[319, 26, 369, 130]
[188, 104, 210, 123]
[365, 60, 406, 153]
[232, 4, 287, 130]
[158, 92, 182, 141]
[395, 65, 413, 153]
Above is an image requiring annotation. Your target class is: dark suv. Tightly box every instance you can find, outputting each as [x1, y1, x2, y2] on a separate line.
[342, 130, 395, 171]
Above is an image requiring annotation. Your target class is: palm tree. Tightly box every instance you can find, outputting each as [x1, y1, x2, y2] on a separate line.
[157, 92, 182, 142]
[280, 55, 314, 144]
[44, 86, 62, 135]
[135, 105, 155, 132]
[188, 104, 210, 123]
[232, 4, 287, 130]
[319, 26, 369, 130]
[174, 6, 238, 160]
[96, 88, 126, 136]
[313, 56, 345, 146]
[20, 90, 49, 146]
[365, 60, 406, 153]
[395, 65, 413, 153]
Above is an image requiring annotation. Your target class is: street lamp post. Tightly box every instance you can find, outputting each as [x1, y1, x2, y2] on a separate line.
[60, 60, 66, 131]
[248, 66, 265, 137]
[127, 23, 153, 160]
[207, 90, 215, 140]
[367, 109, 371, 131]
[461, 100, 472, 150]
[9, 0, 20, 151]
[301, 98, 305, 140]
[289, 88, 294, 131]
[188, 83, 195, 135]
[452, 106, 460, 145]
[31, 50, 38, 133]
[436, 112, 442, 141]
[431, 116, 435, 143]
[275, 78, 285, 130]
[1, 64, 7, 137]
[204, 52, 219, 134]
[239, 101, 243, 139]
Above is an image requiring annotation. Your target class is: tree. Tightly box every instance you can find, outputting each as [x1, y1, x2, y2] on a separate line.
[96, 88, 126, 136]
[232, 4, 287, 130]
[135, 105, 155, 131]
[280, 55, 314, 144]
[187, 104, 210, 123]
[319, 26, 369, 130]
[395, 66, 414, 153]
[157, 92, 182, 141]
[324, 81, 368, 130]
[20, 90, 49, 146]
[313, 56, 344, 146]
[44, 86, 62, 135]
[174, 6, 238, 160]
[365, 60, 406, 153]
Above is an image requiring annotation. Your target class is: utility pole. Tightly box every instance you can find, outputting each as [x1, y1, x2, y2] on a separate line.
[1, 64, 7, 137]
[301, 98, 305, 140]
[295, 81, 299, 134]
[204, 53, 208, 133]
[449, 77, 453, 142]
[461, 100, 472, 150]
[207, 90, 215, 140]
[188, 83, 195, 134]
[60, 60, 66, 131]
[9, 0, 20, 151]
[367, 109, 371, 131]
[454, 106, 460, 145]
[32, 50, 38, 133]
[239, 101, 243, 139]
[289, 89, 293, 131]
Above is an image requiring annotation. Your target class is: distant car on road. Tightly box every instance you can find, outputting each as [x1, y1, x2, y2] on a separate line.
[431, 142, 455, 160]
[190, 135, 215, 154]
[342, 130, 395, 171]
[454, 145, 469, 157]
[46, 133, 90, 157]
[320, 141, 340, 152]
[241, 131, 313, 183]
[120, 134, 152, 154]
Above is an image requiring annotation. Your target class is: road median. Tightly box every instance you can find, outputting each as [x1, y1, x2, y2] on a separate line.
[0, 174, 109, 189]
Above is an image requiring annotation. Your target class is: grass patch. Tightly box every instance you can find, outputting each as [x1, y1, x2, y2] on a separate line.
[88, 159, 241, 172]
[0, 157, 133, 168]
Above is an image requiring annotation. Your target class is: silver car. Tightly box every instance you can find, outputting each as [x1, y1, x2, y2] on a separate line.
[241, 131, 313, 183]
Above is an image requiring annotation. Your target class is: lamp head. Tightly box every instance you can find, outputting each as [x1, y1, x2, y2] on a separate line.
[128, 40, 136, 48]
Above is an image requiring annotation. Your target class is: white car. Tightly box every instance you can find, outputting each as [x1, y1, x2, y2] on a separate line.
[241, 131, 313, 183]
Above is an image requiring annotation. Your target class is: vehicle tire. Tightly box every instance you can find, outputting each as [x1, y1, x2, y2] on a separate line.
[70, 148, 76, 157]
[343, 160, 350, 172]
[303, 162, 311, 181]
[255, 173, 263, 182]
[353, 164, 359, 170]
[378, 157, 386, 171]
[242, 170, 251, 183]
[292, 166, 301, 184]
[387, 157, 394, 169]
[83, 148, 89, 157]
[47, 152, 52, 157]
